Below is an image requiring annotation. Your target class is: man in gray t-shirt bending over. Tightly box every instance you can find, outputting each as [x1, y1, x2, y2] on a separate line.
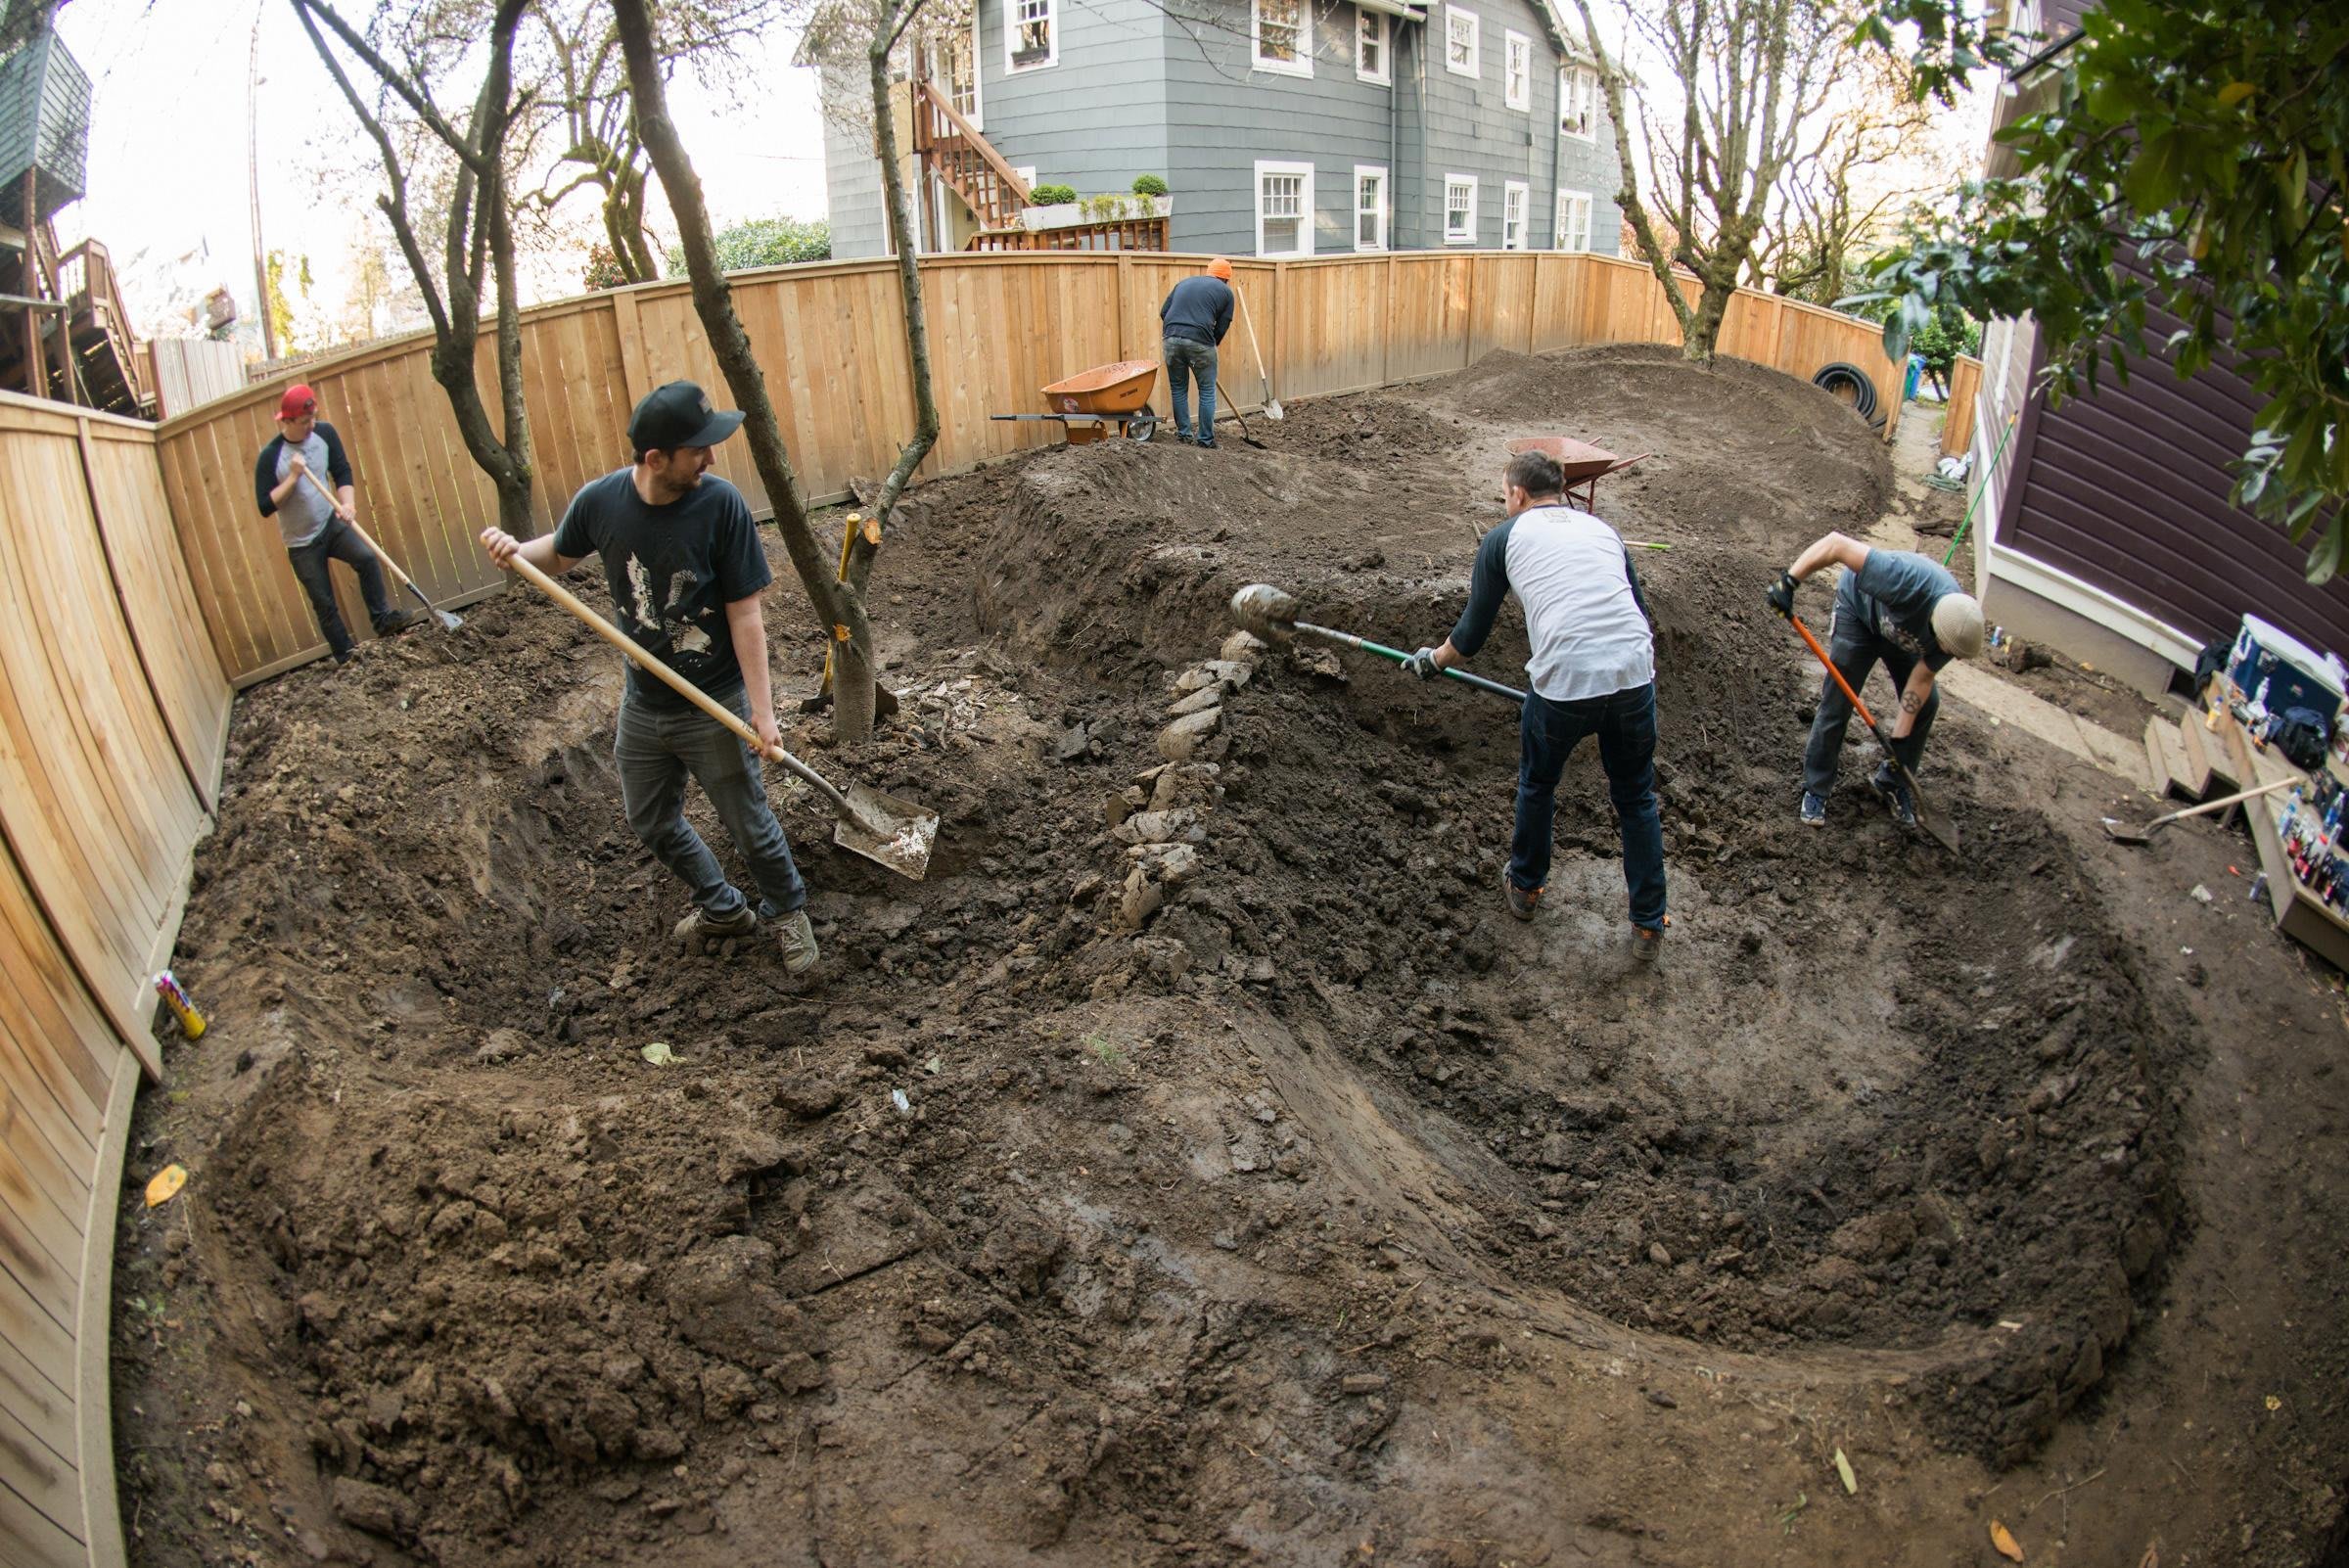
[1767, 532, 1984, 828]
[1403, 449, 1668, 962]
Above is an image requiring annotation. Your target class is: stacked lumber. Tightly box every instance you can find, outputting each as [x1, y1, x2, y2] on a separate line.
[2146, 711, 2238, 803]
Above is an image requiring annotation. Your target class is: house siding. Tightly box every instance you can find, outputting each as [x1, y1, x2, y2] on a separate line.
[2000, 306, 2349, 658]
[821, 65, 891, 261]
[816, 0, 1623, 259]
[977, 0, 1173, 202]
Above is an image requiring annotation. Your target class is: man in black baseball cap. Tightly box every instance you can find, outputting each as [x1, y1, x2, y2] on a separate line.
[481, 381, 820, 976]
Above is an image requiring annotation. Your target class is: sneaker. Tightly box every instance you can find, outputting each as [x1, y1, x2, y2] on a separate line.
[774, 909, 820, 976]
[1173, 430, 1197, 445]
[1868, 762, 1918, 829]
[674, 902, 758, 953]
[1195, 437, 1218, 450]
[374, 609, 423, 636]
[1799, 791, 1826, 827]
[1504, 880, 1543, 922]
[1633, 923, 1665, 963]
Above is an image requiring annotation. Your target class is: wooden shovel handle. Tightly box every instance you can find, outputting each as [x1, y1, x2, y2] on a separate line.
[499, 551, 861, 824]
[299, 466, 419, 596]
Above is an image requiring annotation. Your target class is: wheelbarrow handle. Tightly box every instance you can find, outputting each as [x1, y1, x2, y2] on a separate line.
[1296, 621, 1528, 704]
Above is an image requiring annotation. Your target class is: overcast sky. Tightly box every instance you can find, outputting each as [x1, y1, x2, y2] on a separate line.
[54, 0, 828, 342]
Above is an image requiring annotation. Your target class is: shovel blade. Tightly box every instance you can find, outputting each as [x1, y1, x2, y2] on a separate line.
[833, 782, 939, 881]
[1904, 770, 1959, 853]
[2098, 818, 2152, 846]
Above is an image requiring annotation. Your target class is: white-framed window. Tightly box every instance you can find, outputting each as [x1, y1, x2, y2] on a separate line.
[1356, 7, 1390, 83]
[1255, 159, 1316, 256]
[1253, 0, 1312, 75]
[1503, 30, 1531, 110]
[1007, 0, 1056, 72]
[1444, 173, 1478, 245]
[924, 13, 983, 128]
[1354, 164, 1388, 251]
[1502, 180, 1529, 249]
[1559, 65, 1597, 140]
[1554, 188, 1592, 252]
[1444, 5, 1479, 76]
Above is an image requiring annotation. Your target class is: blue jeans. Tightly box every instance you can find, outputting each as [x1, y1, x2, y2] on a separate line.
[616, 685, 806, 919]
[1510, 681, 1667, 931]
[1801, 610, 1939, 799]
[287, 516, 396, 658]
[1163, 336, 1218, 441]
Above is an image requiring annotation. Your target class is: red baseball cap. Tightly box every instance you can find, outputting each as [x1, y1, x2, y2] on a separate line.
[277, 384, 318, 421]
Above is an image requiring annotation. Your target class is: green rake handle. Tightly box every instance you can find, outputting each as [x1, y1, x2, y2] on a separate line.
[1297, 621, 1529, 705]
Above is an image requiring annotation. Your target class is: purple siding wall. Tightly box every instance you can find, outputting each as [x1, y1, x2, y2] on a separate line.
[2000, 299, 2349, 660]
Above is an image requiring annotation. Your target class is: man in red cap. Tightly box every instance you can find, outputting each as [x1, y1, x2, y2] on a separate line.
[1158, 257, 1235, 447]
[253, 383, 418, 662]
[479, 381, 819, 977]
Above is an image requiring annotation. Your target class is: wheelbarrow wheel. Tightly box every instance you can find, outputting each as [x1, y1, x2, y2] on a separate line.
[1125, 404, 1159, 443]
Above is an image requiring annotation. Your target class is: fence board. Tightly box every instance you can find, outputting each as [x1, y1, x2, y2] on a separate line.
[154, 252, 1904, 685]
[1944, 353, 1983, 458]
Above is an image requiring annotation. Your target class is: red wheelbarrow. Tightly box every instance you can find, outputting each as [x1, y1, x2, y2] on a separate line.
[991, 358, 1161, 445]
[1506, 436, 1653, 511]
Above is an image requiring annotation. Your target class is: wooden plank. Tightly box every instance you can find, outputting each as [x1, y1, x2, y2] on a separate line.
[1944, 352, 1983, 458]
[72, 1053, 135, 1568]
[2144, 715, 2196, 802]
[0, 1327, 73, 1476]
[0, 1258, 69, 1394]
[2178, 705, 2232, 794]
[0, 1466, 84, 1568]
[609, 289, 650, 411]
[0, 1377, 76, 1542]
[2218, 710, 2349, 967]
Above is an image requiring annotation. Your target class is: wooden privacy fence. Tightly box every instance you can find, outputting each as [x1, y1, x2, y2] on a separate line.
[158, 250, 1908, 687]
[0, 392, 233, 1568]
[1944, 352, 1984, 459]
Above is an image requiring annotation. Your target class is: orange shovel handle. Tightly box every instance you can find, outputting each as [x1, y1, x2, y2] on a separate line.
[1790, 613, 1887, 741]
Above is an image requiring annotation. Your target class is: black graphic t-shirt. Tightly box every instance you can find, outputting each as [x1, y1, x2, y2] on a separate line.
[551, 468, 773, 710]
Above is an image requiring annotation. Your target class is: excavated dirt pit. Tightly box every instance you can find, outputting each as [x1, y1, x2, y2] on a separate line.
[118, 347, 2194, 1567]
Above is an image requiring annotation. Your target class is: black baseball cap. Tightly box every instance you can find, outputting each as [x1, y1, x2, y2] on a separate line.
[627, 381, 746, 451]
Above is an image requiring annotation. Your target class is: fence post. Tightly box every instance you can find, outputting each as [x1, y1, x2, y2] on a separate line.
[609, 289, 650, 409]
[1459, 254, 1475, 370]
[1383, 254, 1396, 387]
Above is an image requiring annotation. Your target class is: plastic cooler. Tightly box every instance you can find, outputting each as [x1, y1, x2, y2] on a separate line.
[2229, 614, 2345, 720]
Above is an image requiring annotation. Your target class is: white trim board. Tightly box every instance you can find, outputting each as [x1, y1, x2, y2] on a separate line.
[1983, 538, 2205, 672]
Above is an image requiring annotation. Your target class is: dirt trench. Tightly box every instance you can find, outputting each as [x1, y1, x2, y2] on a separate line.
[115, 346, 2196, 1568]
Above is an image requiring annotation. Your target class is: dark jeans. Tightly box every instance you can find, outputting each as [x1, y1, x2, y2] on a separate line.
[616, 685, 807, 920]
[1163, 336, 1218, 441]
[1801, 612, 1939, 799]
[287, 516, 396, 658]
[1511, 681, 1667, 931]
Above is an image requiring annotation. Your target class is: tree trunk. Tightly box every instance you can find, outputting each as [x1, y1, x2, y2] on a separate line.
[612, 0, 872, 734]
[1681, 279, 1735, 362]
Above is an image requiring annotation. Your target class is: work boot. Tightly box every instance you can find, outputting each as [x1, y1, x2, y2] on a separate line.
[1868, 762, 1918, 829]
[1799, 791, 1826, 827]
[1504, 880, 1543, 922]
[1195, 436, 1218, 450]
[1633, 921, 1665, 963]
[674, 901, 758, 953]
[374, 608, 423, 636]
[773, 909, 820, 976]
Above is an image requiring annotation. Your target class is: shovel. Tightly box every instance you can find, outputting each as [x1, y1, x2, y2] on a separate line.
[1787, 612, 1958, 853]
[501, 553, 938, 881]
[2100, 776, 2298, 845]
[1230, 582, 1526, 705]
[1213, 383, 1269, 448]
[1234, 288, 1283, 420]
[299, 467, 463, 631]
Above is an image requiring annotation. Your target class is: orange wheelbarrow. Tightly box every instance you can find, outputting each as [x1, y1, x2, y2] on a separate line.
[1506, 436, 1654, 512]
[991, 358, 1162, 445]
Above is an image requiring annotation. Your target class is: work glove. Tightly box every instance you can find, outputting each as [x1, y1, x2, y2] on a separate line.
[1403, 646, 1444, 681]
[1765, 571, 1799, 620]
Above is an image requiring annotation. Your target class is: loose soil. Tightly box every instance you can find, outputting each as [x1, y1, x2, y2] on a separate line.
[115, 346, 2349, 1567]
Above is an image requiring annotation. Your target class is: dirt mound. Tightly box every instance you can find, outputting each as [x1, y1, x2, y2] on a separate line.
[118, 346, 2184, 1568]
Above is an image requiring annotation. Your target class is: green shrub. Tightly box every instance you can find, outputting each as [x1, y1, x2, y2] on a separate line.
[665, 216, 830, 274]
[1130, 173, 1168, 197]
[1030, 183, 1078, 206]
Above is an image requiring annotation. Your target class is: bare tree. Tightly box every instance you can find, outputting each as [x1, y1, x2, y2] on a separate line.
[1568, 0, 1845, 359]
[291, 0, 537, 534]
[614, 0, 939, 743]
[1753, 49, 1947, 305]
[522, 0, 781, 286]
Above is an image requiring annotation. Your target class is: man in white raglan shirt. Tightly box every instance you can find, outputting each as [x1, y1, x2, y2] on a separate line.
[252, 383, 418, 663]
[1405, 449, 1668, 961]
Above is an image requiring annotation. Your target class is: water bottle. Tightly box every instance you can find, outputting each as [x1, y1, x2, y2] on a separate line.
[2249, 871, 2269, 902]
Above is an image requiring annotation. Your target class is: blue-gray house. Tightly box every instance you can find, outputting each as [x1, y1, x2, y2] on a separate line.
[817, 0, 1626, 259]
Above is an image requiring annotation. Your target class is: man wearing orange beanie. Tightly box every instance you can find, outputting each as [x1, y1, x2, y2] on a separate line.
[1158, 257, 1236, 447]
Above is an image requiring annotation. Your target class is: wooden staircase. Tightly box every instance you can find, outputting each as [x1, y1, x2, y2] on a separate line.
[911, 80, 1031, 233]
[0, 216, 149, 414]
